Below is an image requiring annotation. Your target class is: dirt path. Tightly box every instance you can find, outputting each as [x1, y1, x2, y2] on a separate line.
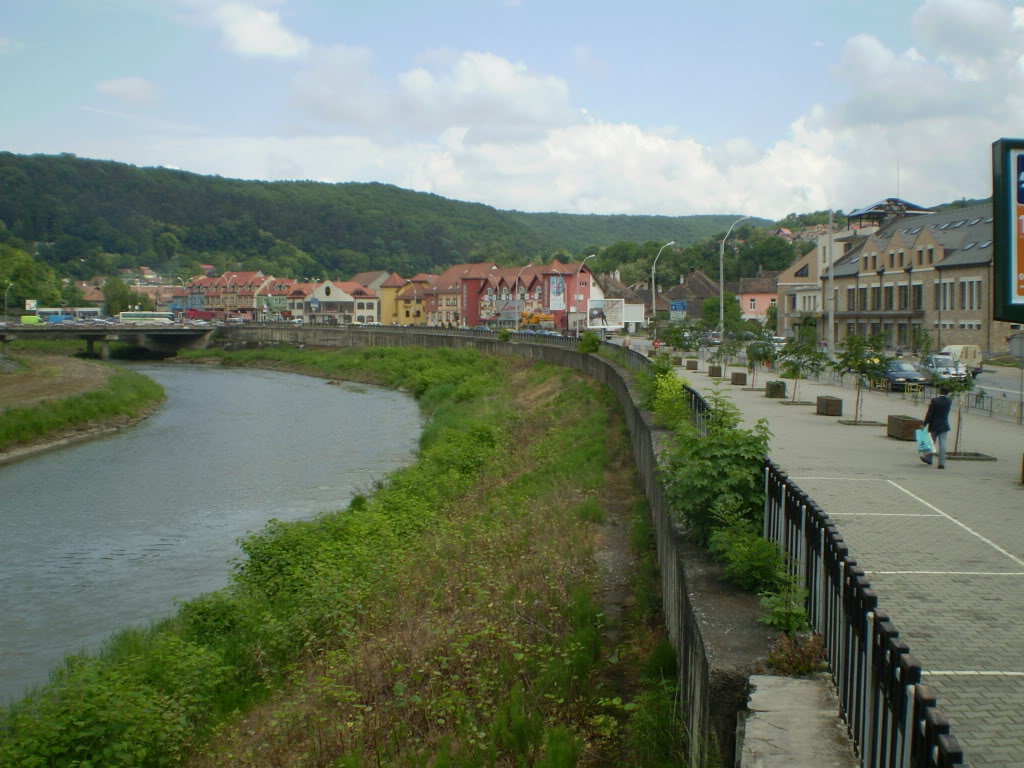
[0, 353, 114, 410]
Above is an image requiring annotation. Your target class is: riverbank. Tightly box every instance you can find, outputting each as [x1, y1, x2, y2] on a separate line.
[0, 349, 166, 465]
[2, 346, 682, 767]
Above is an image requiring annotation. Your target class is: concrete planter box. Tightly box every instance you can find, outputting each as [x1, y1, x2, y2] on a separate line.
[887, 414, 922, 441]
[709, 364, 723, 378]
[816, 396, 842, 416]
[731, 371, 747, 386]
[765, 380, 787, 399]
[686, 359, 699, 371]
[672, 355, 683, 366]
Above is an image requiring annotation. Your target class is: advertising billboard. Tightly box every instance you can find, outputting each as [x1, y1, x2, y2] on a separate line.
[991, 139, 1024, 323]
[549, 276, 566, 311]
[497, 299, 523, 323]
[587, 298, 624, 329]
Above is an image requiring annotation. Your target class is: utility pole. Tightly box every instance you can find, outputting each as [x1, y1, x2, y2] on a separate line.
[827, 209, 835, 355]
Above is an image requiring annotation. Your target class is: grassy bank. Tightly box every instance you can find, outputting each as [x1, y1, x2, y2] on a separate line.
[1, 346, 682, 767]
[0, 365, 165, 452]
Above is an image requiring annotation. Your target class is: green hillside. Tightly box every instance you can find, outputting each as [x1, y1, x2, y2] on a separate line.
[0, 152, 769, 281]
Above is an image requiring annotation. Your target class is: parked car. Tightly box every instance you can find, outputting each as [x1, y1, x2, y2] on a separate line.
[918, 354, 969, 382]
[469, 325, 492, 332]
[537, 330, 562, 337]
[882, 360, 928, 391]
[940, 345, 984, 379]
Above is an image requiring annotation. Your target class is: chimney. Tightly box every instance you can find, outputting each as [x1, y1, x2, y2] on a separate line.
[614, 269, 621, 282]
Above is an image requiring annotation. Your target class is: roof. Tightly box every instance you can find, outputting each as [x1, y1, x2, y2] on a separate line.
[828, 202, 993, 277]
[379, 272, 407, 288]
[349, 270, 390, 287]
[847, 197, 931, 221]
[595, 274, 644, 303]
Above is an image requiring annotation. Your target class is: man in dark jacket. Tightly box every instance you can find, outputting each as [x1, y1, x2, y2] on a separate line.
[922, 385, 953, 468]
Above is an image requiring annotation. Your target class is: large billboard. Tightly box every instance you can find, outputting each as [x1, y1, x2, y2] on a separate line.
[587, 298, 624, 329]
[991, 139, 1024, 323]
[497, 299, 523, 323]
[549, 276, 566, 311]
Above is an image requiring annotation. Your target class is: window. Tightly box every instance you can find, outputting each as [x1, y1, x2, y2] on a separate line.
[962, 242, 976, 250]
[888, 252, 894, 268]
[790, 294, 797, 310]
[898, 251, 904, 267]
[898, 285, 908, 310]
[917, 249, 924, 266]
[968, 217, 982, 226]
[794, 264, 809, 277]
[951, 220, 965, 228]
[959, 281, 966, 310]
[871, 254, 877, 270]
[927, 248, 934, 264]
[884, 285, 894, 310]
[862, 256, 869, 271]
[871, 286, 881, 310]
[912, 284, 923, 310]
[749, 298, 757, 310]
[979, 240, 992, 248]
[859, 286, 868, 310]
[770, 297, 777, 306]
[847, 287, 856, 311]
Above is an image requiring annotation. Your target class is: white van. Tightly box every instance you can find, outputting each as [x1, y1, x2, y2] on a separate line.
[940, 345, 983, 378]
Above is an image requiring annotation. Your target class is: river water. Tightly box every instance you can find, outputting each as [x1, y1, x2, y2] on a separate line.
[0, 363, 422, 703]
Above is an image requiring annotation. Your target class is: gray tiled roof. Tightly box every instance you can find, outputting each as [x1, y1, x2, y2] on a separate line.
[826, 202, 993, 277]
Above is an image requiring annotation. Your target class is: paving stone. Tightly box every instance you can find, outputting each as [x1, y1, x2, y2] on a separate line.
[688, 365, 1024, 767]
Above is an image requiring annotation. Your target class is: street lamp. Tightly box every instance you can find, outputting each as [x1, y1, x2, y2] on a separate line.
[650, 241, 675, 338]
[514, 264, 532, 331]
[719, 217, 749, 332]
[574, 255, 595, 336]
[3, 281, 14, 318]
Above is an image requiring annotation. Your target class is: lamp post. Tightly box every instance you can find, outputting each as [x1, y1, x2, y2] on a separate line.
[3, 281, 13, 318]
[650, 241, 675, 338]
[574, 254, 595, 336]
[719, 217, 749, 332]
[514, 264, 532, 331]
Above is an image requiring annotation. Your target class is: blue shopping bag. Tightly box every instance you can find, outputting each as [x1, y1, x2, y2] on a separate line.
[915, 427, 934, 455]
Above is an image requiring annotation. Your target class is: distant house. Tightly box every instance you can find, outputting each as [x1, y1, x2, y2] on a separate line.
[735, 269, 780, 321]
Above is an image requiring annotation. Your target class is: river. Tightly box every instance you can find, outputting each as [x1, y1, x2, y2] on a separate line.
[0, 363, 422, 703]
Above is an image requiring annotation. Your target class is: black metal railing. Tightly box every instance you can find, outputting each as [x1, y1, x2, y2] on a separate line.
[764, 461, 964, 768]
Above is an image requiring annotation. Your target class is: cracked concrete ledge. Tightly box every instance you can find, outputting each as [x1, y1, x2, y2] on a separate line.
[737, 675, 858, 768]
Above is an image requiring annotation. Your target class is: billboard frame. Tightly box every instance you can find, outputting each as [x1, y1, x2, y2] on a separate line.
[991, 138, 1024, 323]
[586, 298, 625, 330]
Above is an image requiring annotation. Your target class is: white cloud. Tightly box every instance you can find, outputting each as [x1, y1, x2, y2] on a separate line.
[209, 2, 310, 57]
[291, 48, 577, 143]
[96, 76, 160, 107]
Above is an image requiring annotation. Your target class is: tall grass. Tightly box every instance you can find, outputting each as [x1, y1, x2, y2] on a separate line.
[0, 367, 165, 451]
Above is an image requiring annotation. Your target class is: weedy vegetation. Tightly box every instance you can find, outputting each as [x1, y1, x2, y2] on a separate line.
[1, 344, 685, 767]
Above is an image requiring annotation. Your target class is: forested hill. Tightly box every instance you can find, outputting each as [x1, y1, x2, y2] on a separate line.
[0, 152, 768, 280]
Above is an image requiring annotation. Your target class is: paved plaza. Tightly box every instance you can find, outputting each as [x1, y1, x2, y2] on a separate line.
[679, 358, 1024, 768]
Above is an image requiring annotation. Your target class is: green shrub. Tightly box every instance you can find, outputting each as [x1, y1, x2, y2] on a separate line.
[652, 372, 690, 428]
[708, 519, 784, 592]
[578, 331, 600, 354]
[662, 388, 770, 546]
[759, 575, 810, 637]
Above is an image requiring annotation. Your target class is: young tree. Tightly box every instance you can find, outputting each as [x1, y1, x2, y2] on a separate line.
[779, 325, 829, 402]
[832, 334, 890, 422]
[746, 331, 777, 389]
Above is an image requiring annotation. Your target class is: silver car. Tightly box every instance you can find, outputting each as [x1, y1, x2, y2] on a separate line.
[918, 354, 968, 381]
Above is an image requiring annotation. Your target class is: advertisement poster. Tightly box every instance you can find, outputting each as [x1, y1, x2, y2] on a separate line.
[586, 298, 624, 329]
[549, 276, 566, 311]
[1014, 151, 1024, 305]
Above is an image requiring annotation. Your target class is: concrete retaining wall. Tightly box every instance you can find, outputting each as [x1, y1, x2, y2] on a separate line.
[219, 326, 772, 765]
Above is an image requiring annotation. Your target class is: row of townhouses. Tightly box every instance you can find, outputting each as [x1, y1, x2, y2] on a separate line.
[173, 260, 603, 331]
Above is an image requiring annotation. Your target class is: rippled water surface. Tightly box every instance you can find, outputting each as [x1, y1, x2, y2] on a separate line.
[0, 363, 422, 702]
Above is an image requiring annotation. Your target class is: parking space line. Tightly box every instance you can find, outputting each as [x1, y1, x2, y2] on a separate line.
[836, 512, 943, 517]
[885, 480, 1024, 568]
[868, 570, 1024, 576]
[925, 671, 1024, 677]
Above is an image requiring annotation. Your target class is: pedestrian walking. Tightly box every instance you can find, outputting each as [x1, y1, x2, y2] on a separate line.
[922, 384, 953, 469]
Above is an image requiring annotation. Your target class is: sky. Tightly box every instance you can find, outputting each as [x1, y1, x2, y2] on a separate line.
[2, 0, 1022, 220]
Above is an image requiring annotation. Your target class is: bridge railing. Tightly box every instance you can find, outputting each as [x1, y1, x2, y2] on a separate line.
[764, 461, 964, 768]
